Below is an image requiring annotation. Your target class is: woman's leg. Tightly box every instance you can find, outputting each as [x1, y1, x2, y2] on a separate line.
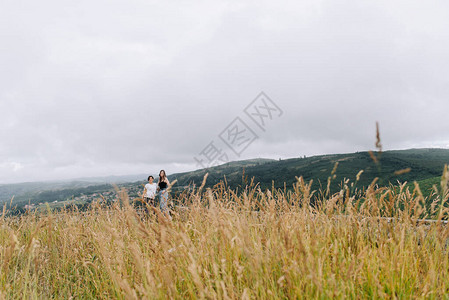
[159, 190, 168, 213]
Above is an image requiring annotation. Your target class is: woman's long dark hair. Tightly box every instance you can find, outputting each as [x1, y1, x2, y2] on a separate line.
[159, 170, 167, 182]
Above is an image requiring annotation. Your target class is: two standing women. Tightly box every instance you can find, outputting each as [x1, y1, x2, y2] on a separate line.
[143, 170, 170, 213]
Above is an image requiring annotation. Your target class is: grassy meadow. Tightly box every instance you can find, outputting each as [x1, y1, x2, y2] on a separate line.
[2, 166, 449, 299]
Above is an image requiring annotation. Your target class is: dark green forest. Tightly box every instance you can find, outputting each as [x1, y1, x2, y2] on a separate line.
[1, 148, 448, 214]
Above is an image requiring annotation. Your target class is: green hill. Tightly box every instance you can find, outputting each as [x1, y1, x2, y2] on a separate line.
[169, 148, 449, 193]
[3, 148, 449, 212]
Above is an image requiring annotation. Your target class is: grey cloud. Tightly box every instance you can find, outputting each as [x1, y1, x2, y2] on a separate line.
[1, 0, 449, 183]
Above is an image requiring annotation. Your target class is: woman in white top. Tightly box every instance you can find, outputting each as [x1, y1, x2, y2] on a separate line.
[143, 175, 157, 207]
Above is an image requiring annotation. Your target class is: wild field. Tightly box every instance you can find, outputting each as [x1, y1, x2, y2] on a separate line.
[1, 167, 449, 299]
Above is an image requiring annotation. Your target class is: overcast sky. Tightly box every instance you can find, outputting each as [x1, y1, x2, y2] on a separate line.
[1, 0, 449, 183]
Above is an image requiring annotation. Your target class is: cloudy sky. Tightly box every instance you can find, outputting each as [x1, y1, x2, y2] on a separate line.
[1, 0, 449, 183]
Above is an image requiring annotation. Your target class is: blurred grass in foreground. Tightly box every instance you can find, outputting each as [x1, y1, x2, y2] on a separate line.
[1, 166, 449, 299]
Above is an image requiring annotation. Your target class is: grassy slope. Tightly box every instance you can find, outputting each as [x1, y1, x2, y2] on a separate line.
[170, 148, 449, 192]
[2, 178, 449, 298]
[3, 149, 449, 209]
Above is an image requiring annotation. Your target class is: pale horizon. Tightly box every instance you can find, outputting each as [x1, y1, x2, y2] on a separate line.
[2, 145, 447, 185]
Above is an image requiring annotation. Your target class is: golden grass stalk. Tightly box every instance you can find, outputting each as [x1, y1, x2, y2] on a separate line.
[1, 171, 449, 298]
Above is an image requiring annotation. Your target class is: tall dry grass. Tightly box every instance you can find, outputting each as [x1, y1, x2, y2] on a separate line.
[1, 168, 449, 299]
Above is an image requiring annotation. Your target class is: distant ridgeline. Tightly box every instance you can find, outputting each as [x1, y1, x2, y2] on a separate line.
[1, 148, 449, 212]
[168, 148, 449, 196]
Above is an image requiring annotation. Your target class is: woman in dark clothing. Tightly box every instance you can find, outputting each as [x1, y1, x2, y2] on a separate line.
[157, 170, 170, 214]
